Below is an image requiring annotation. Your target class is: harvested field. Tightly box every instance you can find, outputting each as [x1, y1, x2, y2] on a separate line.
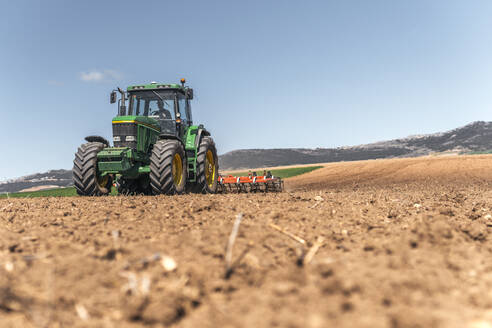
[2, 155, 492, 327]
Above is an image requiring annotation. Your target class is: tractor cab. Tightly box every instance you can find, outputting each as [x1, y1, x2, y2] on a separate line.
[112, 81, 193, 139]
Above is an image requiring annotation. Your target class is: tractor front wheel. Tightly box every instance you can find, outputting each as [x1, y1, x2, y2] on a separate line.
[73, 142, 111, 196]
[194, 136, 219, 194]
[150, 140, 187, 195]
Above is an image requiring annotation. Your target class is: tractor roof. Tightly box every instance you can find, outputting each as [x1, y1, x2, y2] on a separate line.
[127, 82, 184, 92]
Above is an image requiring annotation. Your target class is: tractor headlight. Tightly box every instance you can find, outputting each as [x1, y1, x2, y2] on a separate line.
[126, 136, 136, 142]
[113, 136, 121, 142]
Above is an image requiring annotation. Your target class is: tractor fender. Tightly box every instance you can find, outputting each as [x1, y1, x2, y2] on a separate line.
[158, 134, 186, 150]
[85, 135, 109, 147]
[194, 127, 211, 149]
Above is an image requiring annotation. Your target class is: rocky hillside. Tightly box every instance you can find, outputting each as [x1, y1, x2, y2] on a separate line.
[219, 121, 492, 170]
[2, 121, 491, 193]
[0, 170, 72, 194]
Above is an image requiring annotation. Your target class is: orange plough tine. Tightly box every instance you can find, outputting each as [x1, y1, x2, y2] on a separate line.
[216, 174, 284, 193]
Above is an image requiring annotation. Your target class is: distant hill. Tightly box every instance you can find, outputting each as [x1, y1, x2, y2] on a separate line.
[2, 121, 491, 193]
[218, 121, 492, 170]
[0, 170, 72, 194]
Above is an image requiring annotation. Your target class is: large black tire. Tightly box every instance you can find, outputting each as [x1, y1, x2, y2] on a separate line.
[194, 136, 219, 194]
[73, 142, 111, 196]
[150, 140, 187, 195]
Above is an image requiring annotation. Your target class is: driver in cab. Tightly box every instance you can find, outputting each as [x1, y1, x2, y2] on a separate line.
[156, 100, 172, 120]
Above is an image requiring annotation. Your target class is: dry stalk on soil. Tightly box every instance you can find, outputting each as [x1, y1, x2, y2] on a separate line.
[268, 223, 306, 245]
[1, 203, 13, 212]
[303, 236, 325, 264]
[269, 223, 324, 266]
[224, 213, 244, 278]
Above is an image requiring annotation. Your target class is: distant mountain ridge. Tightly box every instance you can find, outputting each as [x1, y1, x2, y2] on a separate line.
[219, 121, 492, 170]
[2, 121, 491, 193]
[0, 169, 73, 194]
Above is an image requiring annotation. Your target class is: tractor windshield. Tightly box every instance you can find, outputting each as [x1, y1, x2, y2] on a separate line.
[128, 90, 176, 120]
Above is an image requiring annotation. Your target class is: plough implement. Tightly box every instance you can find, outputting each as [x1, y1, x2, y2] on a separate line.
[217, 174, 284, 193]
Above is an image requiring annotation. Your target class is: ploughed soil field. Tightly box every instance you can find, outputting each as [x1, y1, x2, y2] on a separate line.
[2, 155, 492, 327]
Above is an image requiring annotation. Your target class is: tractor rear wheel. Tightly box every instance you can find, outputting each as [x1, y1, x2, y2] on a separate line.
[150, 140, 187, 195]
[194, 136, 219, 193]
[73, 142, 111, 196]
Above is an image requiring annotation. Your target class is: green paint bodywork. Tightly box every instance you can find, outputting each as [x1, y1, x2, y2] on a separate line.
[113, 115, 161, 130]
[184, 126, 199, 181]
[184, 126, 198, 149]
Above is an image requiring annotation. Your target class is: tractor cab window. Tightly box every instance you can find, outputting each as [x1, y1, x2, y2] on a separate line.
[177, 96, 188, 125]
[147, 99, 175, 120]
[128, 90, 176, 118]
[186, 99, 192, 124]
[128, 90, 178, 136]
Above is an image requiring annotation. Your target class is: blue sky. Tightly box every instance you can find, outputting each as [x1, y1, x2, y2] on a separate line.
[1, 0, 492, 180]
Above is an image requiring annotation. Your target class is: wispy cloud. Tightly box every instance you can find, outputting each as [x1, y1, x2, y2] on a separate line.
[79, 69, 122, 82]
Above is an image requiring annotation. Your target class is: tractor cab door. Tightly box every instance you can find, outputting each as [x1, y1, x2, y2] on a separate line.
[176, 95, 190, 139]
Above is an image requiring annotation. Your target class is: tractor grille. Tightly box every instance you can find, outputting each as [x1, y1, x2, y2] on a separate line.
[113, 123, 137, 148]
[99, 157, 122, 162]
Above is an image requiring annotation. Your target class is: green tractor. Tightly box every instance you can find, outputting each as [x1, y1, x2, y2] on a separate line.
[73, 79, 219, 196]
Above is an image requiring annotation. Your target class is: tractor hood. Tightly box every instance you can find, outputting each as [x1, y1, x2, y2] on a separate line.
[112, 115, 161, 152]
[111, 115, 160, 131]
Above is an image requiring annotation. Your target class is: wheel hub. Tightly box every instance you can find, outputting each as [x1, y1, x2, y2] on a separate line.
[172, 153, 183, 186]
[205, 150, 216, 187]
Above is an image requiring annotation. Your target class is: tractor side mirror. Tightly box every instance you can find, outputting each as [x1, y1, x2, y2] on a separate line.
[187, 88, 193, 100]
[110, 91, 117, 104]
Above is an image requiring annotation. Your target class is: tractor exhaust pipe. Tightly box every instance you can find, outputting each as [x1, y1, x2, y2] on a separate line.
[117, 87, 126, 116]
